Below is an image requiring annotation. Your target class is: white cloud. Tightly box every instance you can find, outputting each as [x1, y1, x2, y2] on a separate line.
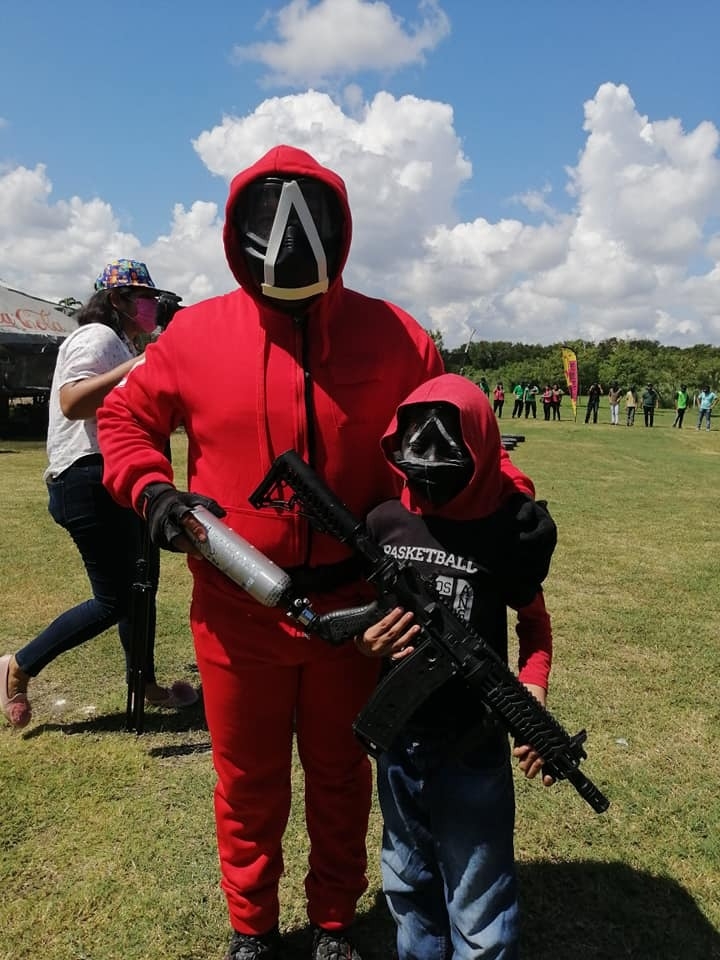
[143, 201, 231, 303]
[234, 0, 450, 88]
[192, 81, 720, 346]
[3, 82, 720, 349]
[193, 88, 471, 274]
[0, 165, 228, 304]
[0, 164, 140, 298]
[512, 183, 556, 218]
[566, 84, 720, 263]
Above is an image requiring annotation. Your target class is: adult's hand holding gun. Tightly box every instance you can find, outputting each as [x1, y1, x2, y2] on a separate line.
[176, 505, 380, 644]
[141, 483, 226, 552]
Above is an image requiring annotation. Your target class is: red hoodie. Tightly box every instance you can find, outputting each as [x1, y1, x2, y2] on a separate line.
[377, 373, 552, 688]
[381, 373, 506, 521]
[99, 146, 532, 586]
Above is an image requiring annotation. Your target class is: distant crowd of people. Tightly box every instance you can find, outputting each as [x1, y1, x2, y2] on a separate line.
[484, 379, 719, 430]
[483, 381, 565, 421]
[580, 382, 718, 429]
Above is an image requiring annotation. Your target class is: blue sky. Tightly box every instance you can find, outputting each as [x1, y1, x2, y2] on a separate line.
[2, 0, 720, 346]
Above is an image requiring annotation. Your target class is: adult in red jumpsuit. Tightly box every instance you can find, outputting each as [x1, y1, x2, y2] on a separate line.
[98, 145, 534, 960]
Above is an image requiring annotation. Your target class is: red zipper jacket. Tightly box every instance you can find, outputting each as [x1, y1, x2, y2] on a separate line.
[98, 146, 532, 585]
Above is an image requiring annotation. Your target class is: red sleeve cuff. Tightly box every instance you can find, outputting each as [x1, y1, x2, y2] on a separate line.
[515, 592, 553, 690]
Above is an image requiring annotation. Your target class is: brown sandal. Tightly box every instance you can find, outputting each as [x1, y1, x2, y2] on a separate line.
[0, 654, 32, 728]
[145, 680, 198, 709]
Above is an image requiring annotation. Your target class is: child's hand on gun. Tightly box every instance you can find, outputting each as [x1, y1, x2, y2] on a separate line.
[513, 682, 556, 787]
[354, 606, 421, 661]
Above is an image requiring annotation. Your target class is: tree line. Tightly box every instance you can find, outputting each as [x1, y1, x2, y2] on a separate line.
[433, 335, 720, 408]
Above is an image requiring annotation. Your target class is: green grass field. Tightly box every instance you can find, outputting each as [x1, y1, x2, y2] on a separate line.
[1, 409, 719, 960]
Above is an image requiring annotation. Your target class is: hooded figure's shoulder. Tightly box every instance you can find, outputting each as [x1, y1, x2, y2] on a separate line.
[328, 288, 442, 374]
[342, 288, 430, 335]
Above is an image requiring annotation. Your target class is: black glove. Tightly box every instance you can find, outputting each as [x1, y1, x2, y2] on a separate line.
[514, 495, 557, 554]
[502, 494, 558, 607]
[141, 482, 226, 552]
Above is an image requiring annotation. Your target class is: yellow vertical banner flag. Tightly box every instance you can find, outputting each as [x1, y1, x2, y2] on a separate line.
[561, 347, 579, 420]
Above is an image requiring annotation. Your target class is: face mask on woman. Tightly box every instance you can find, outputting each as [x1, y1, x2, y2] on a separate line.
[133, 296, 158, 333]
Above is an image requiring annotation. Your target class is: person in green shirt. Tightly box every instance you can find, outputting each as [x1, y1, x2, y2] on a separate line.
[672, 384, 690, 428]
[523, 382, 539, 419]
[511, 382, 524, 419]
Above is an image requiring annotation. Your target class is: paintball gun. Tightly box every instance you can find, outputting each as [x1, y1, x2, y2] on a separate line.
[125, 297, 183, 732]
[126, 522, 157, 733]
[126, 434, 176, 733]
[244, 450, 610, 814]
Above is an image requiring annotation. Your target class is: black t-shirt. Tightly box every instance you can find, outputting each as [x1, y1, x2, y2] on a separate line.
[364, 496, 554, 737]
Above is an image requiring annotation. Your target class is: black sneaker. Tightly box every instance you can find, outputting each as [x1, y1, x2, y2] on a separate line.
[226, 926, 282, 960]
[311, 926, 361, 960]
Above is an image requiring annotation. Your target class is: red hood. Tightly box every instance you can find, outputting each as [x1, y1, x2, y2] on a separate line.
[222, 144, 352, 305]
[381, 373, 504, 520]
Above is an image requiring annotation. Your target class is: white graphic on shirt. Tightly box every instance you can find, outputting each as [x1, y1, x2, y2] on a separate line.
[455, 580, 473, 622]
[435, 574, 454, 599]
[383, 543, 478, 574]
[381, 544, 477, 623]
[435, 576, 473, 622]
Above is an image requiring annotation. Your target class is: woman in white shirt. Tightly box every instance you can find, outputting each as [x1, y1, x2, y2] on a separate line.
[1, 259, 196, 727]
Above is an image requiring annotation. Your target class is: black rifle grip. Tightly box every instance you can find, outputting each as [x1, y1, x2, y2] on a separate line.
[314, 602, 384, 646]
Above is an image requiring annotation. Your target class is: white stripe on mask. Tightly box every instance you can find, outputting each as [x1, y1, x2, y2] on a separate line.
[262, 180, 329, 300]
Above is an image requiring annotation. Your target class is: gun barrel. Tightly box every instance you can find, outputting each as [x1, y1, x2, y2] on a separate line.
[127, 553, 153, 734]
[564, 768, 610, 813]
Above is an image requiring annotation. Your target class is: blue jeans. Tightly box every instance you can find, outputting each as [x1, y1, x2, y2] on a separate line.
[377, 729, 519, 960]
[15, 458, 158, 681]
[698, 408, 712, 430]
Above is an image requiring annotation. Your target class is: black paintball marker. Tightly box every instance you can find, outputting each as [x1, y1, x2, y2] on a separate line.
[248, 450, 610, 814]
[126, 522, 157, 733]
[125, 299, 183, 732]
[126, 440, 174, 733]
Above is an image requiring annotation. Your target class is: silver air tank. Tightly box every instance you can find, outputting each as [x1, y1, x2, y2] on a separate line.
[186, 506, 292, 608]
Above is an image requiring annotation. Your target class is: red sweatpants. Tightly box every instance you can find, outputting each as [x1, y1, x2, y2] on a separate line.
[190, 580, 381, 935]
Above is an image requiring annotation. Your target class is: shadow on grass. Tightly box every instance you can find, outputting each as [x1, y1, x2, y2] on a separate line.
[21, 697, 210, 742]
[273, 862, 720, 960]
[517, 860, 720, 959]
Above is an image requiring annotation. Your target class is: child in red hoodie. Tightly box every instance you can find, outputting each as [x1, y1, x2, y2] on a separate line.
[356, 373, 557, 960]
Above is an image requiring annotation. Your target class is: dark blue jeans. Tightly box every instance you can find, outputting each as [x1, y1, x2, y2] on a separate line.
[15, 458, 157, 681]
